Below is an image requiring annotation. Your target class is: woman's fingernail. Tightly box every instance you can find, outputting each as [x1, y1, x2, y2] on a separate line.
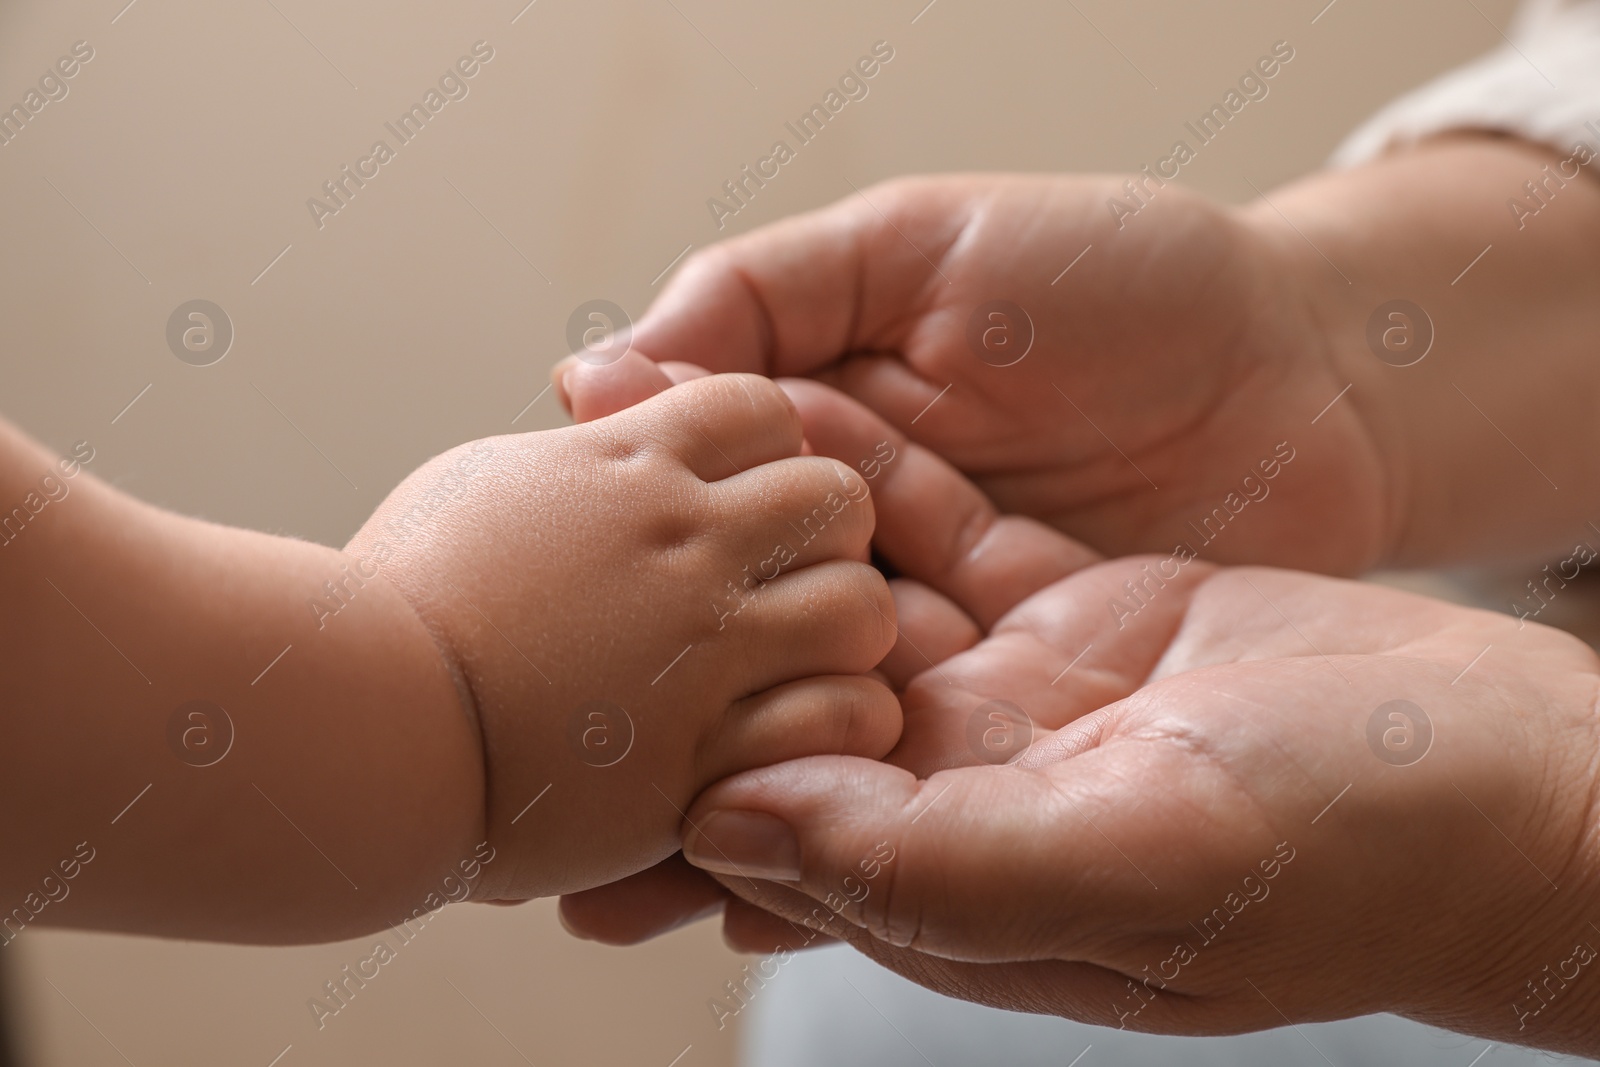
[684, 811, 801, 882]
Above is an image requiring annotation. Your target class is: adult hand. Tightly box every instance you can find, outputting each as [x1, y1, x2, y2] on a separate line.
[669, 385, 1600, 1054]
[605, 139, 1600, 572]
[551, 353, 1600, 1055]
[601, 172, 1387, 574]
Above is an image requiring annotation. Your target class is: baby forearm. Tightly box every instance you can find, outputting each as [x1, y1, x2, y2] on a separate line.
[1245, 136, 1600, 566]
[0, 419, 484, 944]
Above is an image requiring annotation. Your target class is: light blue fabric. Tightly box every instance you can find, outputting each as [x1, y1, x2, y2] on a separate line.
[744, 944, 1599, 1067]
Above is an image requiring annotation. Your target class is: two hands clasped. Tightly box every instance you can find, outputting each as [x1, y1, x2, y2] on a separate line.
[9, 136, 1600, 1053]
[540, 153, 1600, 1053]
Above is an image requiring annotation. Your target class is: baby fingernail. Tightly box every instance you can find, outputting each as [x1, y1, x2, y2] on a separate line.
[684, 811, 801, 882]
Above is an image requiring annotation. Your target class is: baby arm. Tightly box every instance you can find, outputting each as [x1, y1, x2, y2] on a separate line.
[0, 372, 898, 944]
[0, 416, 480, 944]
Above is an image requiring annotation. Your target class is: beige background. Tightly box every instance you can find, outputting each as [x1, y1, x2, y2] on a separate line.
[0, 0, 1518, 1063]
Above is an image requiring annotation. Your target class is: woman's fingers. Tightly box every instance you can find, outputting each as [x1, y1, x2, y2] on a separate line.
[783, 378, 1101, 628]
[659, 361, 712, 384]
[556, 350, 716, 425]
[713, 872, 1150, 1028]
[631, 183, 952, 377]
[680, 752, 1172, 964]
[557, 350, 676, 422]
[558, 854, 728, 946]
[880, 578, 982, 690]
[721, 895, 839, 954]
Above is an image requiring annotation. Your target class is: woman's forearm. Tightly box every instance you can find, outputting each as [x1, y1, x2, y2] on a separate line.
[0, 418, 484, 944]
[1246, 136, 1600, 567]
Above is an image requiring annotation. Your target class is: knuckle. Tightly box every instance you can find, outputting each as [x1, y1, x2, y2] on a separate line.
[735, 375, 803, 434]
[674, 373, 803, 451]
[803, 562, 864, 617]
[823, 679, 872, 755]
[579, 413, 676, 468]
[642, 495, 717, 559]
[697, 370, 787, 413]
[725, 370, 790, 404]
[797, 564, 894, 668]
[825, 677, 894, 757]
[855, 568, 898, 654]
[799, 459, 874, 533]
[755, 460, 846, 526]
[822, 456, 869, 498]
[588, 423, 649, 466]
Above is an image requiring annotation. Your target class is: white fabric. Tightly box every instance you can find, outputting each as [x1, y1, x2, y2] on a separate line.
[1333, 0, 1600, 167]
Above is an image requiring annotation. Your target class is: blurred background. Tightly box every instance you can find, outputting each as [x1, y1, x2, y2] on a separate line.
[0, 0, 1542, 1063]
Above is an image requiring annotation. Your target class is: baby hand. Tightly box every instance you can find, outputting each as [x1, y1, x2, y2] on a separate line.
[347, 373, 899, 900]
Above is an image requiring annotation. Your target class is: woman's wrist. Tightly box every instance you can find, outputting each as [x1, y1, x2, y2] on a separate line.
[1232, 182, 1416, 571]
[1242, 135, 1600, 568]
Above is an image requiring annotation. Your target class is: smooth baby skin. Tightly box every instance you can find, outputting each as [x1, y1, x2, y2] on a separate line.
[0, 373, 898, 942]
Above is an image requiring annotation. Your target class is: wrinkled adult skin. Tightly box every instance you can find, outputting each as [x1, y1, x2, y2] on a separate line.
[594, 140, 1600, 572]
[555, 138, 1600, 1049]
[613, 172, 1387, 575]
[684, 553, 1600, 1051]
